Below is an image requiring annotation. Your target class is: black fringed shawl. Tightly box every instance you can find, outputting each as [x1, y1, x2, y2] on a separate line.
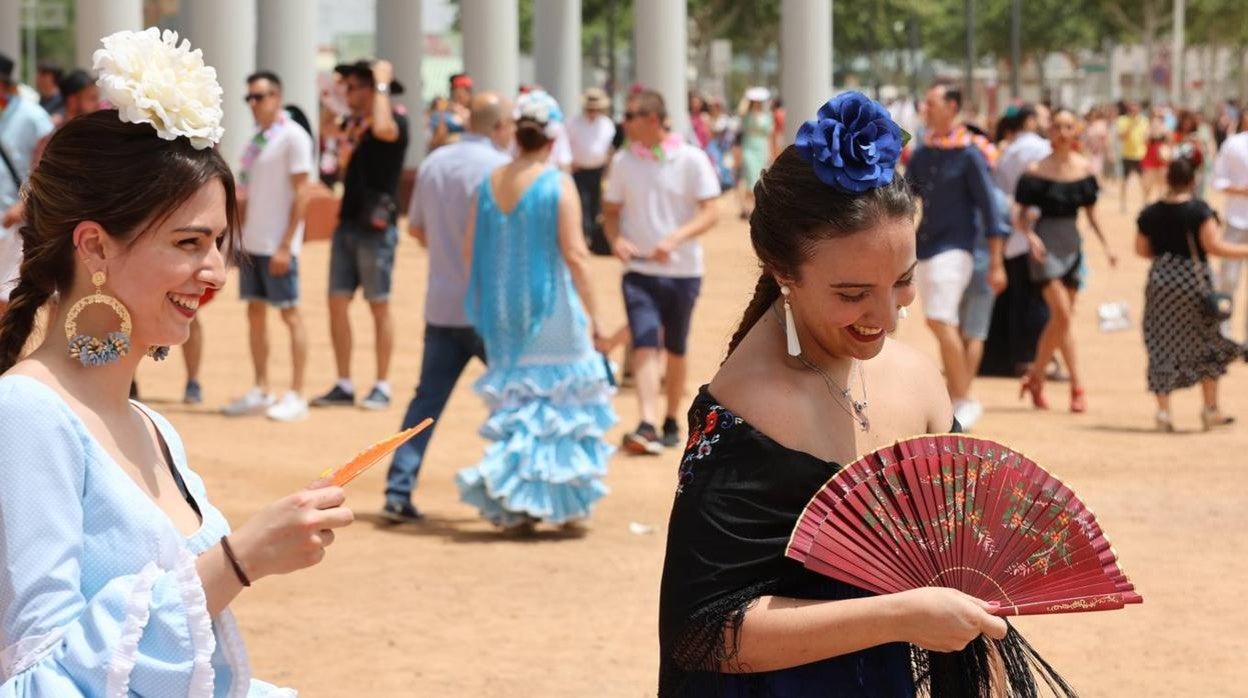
[657, 387, 1077, 698]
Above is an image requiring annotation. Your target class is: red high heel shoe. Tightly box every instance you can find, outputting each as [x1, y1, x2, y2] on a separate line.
[1019, 374, 1048, 409]
[1070, 387, 1087, 414]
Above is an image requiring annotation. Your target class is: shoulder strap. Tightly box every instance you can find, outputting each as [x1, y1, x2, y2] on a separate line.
[0, 142, 20, 188]
[133, 403, 203, 518]
[0, 103, 23, 187]
[1183, 225, 1215, 295]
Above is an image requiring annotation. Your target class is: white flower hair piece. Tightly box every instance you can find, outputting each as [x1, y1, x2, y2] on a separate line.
[515, 90, 564, 139]
[93, 28, 225, 150]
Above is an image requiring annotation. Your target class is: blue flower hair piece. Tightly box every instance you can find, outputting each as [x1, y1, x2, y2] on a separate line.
[794, 91, 906, 194]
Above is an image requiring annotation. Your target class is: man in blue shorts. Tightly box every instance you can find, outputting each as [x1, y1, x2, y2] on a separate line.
[604, 89, 719, 455]
[222, 71, 314, 422]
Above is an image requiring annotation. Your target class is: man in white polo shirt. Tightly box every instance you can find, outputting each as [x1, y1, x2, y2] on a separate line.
[604, 89, 719, 455]
[222, 71, 314, 422]
[1214, 114, 1248, 342]
[568, 87, 617, 254]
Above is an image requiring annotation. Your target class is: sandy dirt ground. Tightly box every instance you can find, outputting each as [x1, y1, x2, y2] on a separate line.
[131, 183, 1248, 697]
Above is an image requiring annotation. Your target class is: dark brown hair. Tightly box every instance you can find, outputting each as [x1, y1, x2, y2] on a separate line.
[1175, 109, 1200, 136]
[724, 146, 916, 358]
[0, 110, 239, 372]
[929, 80, 963, 111]
[1166, 157, 1196, 189]
[514, 118, 552, 152]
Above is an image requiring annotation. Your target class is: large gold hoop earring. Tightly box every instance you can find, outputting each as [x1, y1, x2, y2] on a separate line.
[64, 272, 132, 367]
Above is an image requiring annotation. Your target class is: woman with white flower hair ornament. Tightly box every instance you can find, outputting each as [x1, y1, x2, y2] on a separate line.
[0, 29, 353, 697]
[657, 92, 1071, 697]
[454, 88, 616, 531]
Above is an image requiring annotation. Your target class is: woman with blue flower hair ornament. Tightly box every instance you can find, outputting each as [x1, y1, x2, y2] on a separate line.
[0, 29, 355, 696]
[657, 93, 1073, 697]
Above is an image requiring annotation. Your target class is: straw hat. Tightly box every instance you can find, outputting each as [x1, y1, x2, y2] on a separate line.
[582, 87, 610, 111]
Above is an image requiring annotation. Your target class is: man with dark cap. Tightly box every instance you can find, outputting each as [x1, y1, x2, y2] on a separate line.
[7, 69, 103, 232]
[311, 59, 410, 411]
[34, 62, 63, 118]
[0, 52, 54, 316]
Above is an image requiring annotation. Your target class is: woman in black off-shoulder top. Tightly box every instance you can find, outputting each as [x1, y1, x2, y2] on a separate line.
[657, 94, 1017, 698]
[1015, 108, 1117, 414]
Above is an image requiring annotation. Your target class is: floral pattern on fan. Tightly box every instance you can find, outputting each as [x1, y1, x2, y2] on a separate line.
[676, 403, 743, 495]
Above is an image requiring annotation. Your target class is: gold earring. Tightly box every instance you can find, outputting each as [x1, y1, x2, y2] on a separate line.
[64, 271, 132, 367]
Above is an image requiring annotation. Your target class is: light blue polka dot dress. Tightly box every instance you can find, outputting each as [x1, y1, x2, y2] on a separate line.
[0, 375, 295, 697]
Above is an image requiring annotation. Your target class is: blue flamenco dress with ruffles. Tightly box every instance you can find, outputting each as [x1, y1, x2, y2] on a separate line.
[457, 167, 616, 526]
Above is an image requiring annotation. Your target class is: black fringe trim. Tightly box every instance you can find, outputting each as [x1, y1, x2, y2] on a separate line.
[913, 623, 1078, 698]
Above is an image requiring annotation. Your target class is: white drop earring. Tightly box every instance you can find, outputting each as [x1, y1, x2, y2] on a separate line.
[898, 305, 909, 320]
[782, 286, 801, 357]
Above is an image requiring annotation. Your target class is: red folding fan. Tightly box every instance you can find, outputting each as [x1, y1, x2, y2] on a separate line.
[787, 435, 1142, 617]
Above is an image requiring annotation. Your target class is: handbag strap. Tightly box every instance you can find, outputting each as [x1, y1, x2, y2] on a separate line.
[1183, 227, 1215, 295]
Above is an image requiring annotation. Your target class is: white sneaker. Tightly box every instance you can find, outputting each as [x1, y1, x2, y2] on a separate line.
[953, 398, 984, 431]
[222, 387, 274, 417]
[266, 391, 309, 422]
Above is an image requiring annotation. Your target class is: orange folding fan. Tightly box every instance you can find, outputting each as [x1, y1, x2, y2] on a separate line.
[787, 435, 1142, 617]
[322, 418, 434, 487]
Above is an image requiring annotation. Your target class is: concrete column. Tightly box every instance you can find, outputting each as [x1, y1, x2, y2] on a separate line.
[461, 0, 518, 97]
[0, 0, 20, 78]
[781, 0, 833, 143]
[534, 0, 581, 115]
[633, 0, 688, 137]
[257, 0, 318, 135]
[182, 0, 257, 171]
[377, 0, 424, 166]
[76, 0, 143, 69]
[1172, 0, 1185, 106]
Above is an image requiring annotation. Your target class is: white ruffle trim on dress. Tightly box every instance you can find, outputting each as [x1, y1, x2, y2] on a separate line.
[173, 547, 217, 697]
[103, 561, 163, 697]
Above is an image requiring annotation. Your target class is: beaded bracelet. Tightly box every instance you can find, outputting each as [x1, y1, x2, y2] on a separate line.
[220, 535, 252, 587]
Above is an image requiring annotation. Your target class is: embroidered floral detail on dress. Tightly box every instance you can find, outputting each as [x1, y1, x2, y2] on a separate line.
[675, 403, 742, 495]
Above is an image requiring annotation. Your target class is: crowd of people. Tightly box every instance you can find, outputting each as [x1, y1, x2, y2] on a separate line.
[6, 46, 1248, 528]
[3, 22, 1248, 695]
[882, 86, 1248, 432]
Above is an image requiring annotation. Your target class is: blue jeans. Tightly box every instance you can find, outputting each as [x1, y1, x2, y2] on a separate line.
[385, 324, 487, 502]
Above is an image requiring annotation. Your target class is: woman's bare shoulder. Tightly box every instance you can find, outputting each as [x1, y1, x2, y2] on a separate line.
[874, 338, 952, 426]
[709, 347, 812, 436]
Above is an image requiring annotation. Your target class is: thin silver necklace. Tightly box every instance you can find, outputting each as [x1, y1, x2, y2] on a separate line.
[772, 304, 871, 432]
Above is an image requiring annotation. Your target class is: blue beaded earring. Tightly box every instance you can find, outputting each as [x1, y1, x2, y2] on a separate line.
[64, 272, 132, 367]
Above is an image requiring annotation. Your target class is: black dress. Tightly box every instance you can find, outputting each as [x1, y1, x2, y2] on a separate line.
[1138, 199, 1243, 394]
[1014, 174, 1099, 288]
[657, 387, 916, 697]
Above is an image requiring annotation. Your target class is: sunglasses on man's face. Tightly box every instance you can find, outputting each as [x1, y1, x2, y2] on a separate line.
[624, 110, 650, 121]
[244, 92, 273, 104]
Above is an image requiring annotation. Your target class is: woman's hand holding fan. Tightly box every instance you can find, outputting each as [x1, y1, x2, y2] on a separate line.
[892, 587, 1008, 653]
